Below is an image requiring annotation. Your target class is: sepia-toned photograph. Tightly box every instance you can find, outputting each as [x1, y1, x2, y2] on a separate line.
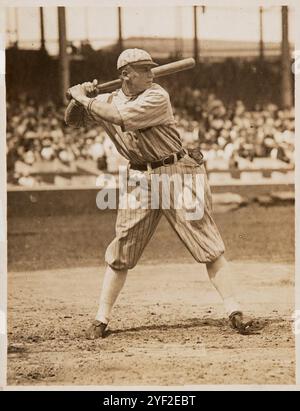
[2, 0, 298, 388]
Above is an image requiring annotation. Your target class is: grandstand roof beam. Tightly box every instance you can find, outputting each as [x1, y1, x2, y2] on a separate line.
[281, 6, 293, 108]
[259, 7, 264, 62]
[193, 6, 199, 65]
[117, 7, 123, 54]
[58, 7, 70, 105]
[39, 7, 45, 51]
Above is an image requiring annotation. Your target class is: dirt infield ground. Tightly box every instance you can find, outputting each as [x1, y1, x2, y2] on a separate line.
[7, 204, 295, 386]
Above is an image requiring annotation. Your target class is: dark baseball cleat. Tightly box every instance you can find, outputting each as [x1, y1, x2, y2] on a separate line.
[229, 311, 262, 335]
[86, 320, 108, 340]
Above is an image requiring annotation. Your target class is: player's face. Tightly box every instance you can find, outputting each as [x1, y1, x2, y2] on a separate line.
[125, 64, 154, 93]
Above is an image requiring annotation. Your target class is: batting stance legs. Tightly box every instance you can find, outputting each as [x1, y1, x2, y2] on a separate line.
[88, 255, 242, 339]
[86, 162, 246, 339]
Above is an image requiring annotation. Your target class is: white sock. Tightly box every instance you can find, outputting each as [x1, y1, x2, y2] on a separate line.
[95, 266, 127, 324]
[206, 257, 241, 316]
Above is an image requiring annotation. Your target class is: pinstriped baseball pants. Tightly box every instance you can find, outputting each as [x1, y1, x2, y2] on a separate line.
[105, 157, 225, 270]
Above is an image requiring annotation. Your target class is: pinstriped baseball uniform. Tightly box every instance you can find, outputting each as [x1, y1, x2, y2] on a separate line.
[65, 83, 225, 269]
[105, 159, 225, 270]
[81, 84, 183, 164]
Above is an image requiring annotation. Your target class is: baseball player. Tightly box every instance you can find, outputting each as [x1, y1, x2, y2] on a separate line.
[65, 48, 257, 338]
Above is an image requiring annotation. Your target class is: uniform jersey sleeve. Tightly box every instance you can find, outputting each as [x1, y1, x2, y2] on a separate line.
[64, 94, 111, 128]
[83, 93, 113, 125]
[115, 88, 171, 131]
[64, 99, 87, 128]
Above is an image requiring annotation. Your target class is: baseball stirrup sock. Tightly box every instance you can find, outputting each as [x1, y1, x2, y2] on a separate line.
[95, 266, 127, 324]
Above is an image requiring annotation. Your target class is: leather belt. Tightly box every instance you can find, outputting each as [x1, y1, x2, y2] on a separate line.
[130, 149, 186, 171]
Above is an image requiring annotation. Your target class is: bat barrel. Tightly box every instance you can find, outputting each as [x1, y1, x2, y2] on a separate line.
[152, 58, 195, 79]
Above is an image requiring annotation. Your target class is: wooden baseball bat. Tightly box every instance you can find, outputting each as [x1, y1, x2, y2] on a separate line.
[66, 57, 195, 100]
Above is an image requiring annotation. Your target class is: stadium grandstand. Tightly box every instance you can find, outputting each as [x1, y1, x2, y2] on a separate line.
[5, 5, 295, 187]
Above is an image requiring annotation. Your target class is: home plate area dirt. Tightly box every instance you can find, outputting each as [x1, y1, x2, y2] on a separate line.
[7, 261, 295, 386]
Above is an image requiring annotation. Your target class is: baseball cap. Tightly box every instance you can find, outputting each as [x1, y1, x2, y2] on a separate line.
[117, 48, 158, 70]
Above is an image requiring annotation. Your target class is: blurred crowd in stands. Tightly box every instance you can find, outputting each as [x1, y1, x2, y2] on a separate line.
[7, 87, 295, 185]
[171, 86, 295, 167]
